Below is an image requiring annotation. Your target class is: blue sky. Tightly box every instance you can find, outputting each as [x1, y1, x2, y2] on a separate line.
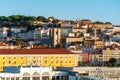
[0, 0, 120, 25]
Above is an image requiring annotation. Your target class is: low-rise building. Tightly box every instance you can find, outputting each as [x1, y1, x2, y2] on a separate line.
[73, 67, 120, 80]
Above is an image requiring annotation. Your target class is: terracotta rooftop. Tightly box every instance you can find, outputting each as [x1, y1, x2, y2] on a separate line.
[0, 48, 75, 55]
[0, 42, 7, 46]
[113, 32, 120, 35]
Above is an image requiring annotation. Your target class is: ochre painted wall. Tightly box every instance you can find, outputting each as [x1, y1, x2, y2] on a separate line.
[0, 54, 76, 71]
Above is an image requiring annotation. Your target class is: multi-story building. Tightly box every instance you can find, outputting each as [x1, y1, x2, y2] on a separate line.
[68, 48, 82, 62]
[52, 28, 61, 47]
[103, 47, 120, 62]
[27, 30, 35, 40]
[66, 37, 83, 47]
[19, 31, 27, 40]
[83, 37, 94, 47]
[89, 54, 103, 64]
[82, 53, 89, 62]
[94, 39, 103, 49]
[82, 52, 103, 63]
[0, 48, 78, 71]
[82, 46, 94, 53]
[60, 27, 72, 37]
[111, 32, 120, 42]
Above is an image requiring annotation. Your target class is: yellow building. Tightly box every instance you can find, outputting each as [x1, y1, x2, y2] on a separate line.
[53, 28, 61, 47]
[94, 39, 103, 49]
[66, 37, 83, 44]
[0, 48, 78, 71]
[103, 47, 120, 61]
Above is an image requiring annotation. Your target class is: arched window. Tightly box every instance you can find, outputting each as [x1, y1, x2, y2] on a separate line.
[22, 72, 30, 80]
[42, 72, 50, 80]
[32, 72, 40, 80]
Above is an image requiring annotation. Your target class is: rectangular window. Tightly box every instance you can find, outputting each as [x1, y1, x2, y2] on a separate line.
[27, 56, 30, 65]
[8, 57, 11, 65]
[45, 57, 47, 59]
[33, 60, 36, 64]
[52, 57, 54, 62]
[69, 60, 71, 63]
[3, 62, 5, 65]
[45, 60, 47, 64]
[2, 57, 5, 63]
[14, 57, 16, 65]
[65, 57, 67, 63]
[38, 56, 41, 65]
[56, 57, 58, 63]
[56, 60, 58, 63]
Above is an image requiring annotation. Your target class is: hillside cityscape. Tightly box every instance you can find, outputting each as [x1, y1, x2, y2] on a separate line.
[0, 15, 120, 80]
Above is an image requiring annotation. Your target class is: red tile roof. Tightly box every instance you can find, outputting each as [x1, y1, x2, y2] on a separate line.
[113, 31, 120, 35]
[0, 42, 7, 46]
[0, 48, 75, 55]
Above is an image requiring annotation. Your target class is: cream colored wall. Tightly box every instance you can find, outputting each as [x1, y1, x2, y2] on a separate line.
[66, 37, 83, 43]
[103, 49, 120, 61]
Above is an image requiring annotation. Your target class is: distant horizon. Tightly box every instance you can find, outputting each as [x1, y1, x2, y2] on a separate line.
[0, 0, 120, 25]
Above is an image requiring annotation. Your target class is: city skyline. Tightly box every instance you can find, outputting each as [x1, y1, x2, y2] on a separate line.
[0, 0, 120, 25]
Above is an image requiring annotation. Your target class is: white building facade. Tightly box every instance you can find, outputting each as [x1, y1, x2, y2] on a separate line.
[0, 66, 70, 80]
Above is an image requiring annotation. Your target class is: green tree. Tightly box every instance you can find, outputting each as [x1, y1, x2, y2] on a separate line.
[28, 16, 37, 21]
[2, 21, 8, 26]
[0, 16, 7, 21]
[9, 15, 20, 22]
[109, 58, 116, 64]
[105, 22, 112, 24]
[37, 16, 47, 22]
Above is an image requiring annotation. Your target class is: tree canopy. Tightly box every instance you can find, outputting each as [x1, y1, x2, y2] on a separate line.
[0, 15, 55, 27]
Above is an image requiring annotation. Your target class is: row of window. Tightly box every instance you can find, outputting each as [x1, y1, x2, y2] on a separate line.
[0, 56, 74, 66]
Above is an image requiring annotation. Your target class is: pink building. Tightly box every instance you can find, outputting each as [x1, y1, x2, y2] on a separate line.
[82, 53, 89, 62]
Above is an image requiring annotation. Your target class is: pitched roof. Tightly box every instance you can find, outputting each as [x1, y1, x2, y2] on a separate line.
[0, 48, 75, 55]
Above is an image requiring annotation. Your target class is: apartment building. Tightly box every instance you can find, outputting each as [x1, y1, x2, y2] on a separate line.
[103, 47, 120, 62]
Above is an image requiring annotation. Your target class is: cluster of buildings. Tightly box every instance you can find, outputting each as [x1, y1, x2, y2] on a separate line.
[0, 19, 120, 80]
